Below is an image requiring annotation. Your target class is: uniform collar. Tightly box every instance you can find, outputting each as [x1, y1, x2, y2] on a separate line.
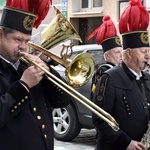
[121, 62, 147, 81]
[0, 55, 20, 70]
[128, 68, 142, 80]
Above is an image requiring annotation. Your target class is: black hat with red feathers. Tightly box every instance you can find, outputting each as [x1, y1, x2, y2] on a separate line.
[88, 15, 122, 53]
[0, 0, 52, 34]
[119, 0, 149, 49]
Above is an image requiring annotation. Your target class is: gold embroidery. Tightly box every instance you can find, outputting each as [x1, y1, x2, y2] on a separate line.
[115, 37, 121, 46]
[23, 16, 34, 31]
[140, 32, 149, 44]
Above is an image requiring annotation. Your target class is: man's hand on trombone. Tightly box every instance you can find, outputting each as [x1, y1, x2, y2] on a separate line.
[19, 52, 49, 88]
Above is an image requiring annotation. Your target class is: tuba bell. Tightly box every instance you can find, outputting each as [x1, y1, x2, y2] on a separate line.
[41, 6, 82, 50]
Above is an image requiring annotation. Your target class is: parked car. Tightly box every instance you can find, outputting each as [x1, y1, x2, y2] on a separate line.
[52, 44, 105, 141]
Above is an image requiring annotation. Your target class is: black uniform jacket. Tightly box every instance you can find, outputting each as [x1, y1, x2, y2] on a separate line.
[0, 58, 70, 150]
[92, 62, 150, 150]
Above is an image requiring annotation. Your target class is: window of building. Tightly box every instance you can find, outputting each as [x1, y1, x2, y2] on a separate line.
[80, 0, 102, 12]
[144, 0, 150, 10]
[93, 0, 102, 7]
[82, 0, 88, 8]
[79, 17, 102, 44]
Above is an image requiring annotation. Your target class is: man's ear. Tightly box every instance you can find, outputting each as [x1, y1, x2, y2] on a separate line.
[105, 52, 109, 59]
[0, 28, 5, 45]
[0, 28, 3, 41]
[126, 48, 132, 58]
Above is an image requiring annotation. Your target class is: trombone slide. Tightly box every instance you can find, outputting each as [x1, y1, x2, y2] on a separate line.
[20, 55, 120, 131]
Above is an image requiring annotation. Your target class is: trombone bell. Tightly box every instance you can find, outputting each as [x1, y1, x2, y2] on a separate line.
[28, 42, 95, 88]
[66, 53, 95, 88]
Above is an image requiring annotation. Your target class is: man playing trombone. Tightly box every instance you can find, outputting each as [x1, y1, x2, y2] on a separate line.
[0, 1, 70, 150]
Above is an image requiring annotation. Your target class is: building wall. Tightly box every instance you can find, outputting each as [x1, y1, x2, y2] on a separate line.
[67, 0, 121, 45]
[68, 0, 119, 23]
[0, 0, 149, 44]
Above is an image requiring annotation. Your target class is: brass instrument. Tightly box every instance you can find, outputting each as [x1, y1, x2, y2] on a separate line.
[23, 42, 120, 131]
[28, 42, 95, 88]
[23, 6, 119, 131]
[141, 122, 150, 149]
[41, 6, 82, 50]
[20, 48, 119, 131]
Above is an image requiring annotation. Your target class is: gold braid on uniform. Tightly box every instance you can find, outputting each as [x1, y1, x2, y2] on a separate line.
[95, 76, 109, 102]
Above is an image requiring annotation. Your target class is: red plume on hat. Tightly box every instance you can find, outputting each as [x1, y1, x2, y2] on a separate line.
[6, 0, 52, 28]
[88, 15, 117, 44]
[119, 0, 149, 34]
[119, 0, 150, 49]
[88, 16, 121, 53]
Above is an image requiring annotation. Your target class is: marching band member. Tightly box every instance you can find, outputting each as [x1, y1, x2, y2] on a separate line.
[0, 1, 70, 150]
[92, 0, 150, 149]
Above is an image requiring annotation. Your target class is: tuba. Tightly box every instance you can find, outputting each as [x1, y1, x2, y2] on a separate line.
[41, 6, 82, 50]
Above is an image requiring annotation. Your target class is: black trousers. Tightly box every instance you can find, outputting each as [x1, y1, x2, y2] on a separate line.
[95, 131, 115, 150]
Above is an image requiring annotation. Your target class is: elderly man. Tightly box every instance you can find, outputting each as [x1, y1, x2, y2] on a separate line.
[88, 15, 122, 100]
[92, 0, 150, 149]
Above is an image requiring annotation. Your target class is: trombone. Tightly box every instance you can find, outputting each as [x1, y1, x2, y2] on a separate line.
[21, 42, 120, 131]
[24, 6, 119, 131]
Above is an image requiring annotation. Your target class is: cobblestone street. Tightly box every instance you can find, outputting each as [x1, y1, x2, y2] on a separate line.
[54, 129, 96, 150]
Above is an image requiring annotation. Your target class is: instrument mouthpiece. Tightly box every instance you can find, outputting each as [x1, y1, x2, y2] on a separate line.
[18, 50, 22, 57]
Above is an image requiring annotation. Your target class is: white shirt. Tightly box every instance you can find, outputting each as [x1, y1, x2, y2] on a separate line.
[128, 67, 142, 80]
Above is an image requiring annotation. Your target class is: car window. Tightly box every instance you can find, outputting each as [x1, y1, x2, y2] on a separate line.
[70, 51, 82, 59]
[87, 50, 105, 69]
[70, 49, 105, 70]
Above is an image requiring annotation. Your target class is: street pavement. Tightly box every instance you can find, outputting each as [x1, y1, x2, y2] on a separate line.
[54, 129, 96, 150]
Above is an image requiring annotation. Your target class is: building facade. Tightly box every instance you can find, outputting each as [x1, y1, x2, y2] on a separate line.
[0, 0, 150, 46]
[48, 0, 150, 45]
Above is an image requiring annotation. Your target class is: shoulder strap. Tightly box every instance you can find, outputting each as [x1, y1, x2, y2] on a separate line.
[95, 64, 113, 79]
[99, 64, 113, 69]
